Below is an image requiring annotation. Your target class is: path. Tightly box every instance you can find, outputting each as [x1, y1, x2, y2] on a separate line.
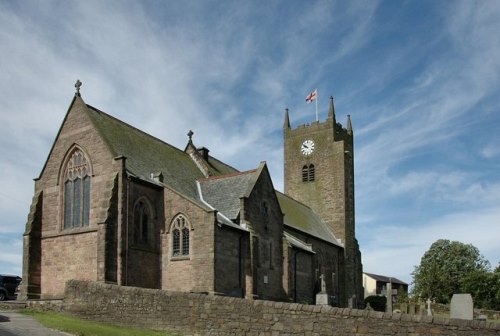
[0, 311, 71, 336]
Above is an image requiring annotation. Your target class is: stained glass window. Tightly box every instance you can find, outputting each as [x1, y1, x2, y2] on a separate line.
[63, 149, 91, 229]
[172, 215, 190, 257]
[172, 229, 180, 256]
[133, 201, 152, 245]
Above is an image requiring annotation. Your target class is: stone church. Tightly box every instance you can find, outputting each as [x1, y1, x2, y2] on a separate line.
[21, 83, 363, 306]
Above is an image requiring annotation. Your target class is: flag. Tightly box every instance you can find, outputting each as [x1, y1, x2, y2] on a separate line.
[306, 89, 317, 103]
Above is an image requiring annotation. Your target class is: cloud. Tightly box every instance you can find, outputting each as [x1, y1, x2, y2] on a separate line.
[361, 205, 500, 284]
[1, 1, 499, 287]
[0, 237, 23, 276]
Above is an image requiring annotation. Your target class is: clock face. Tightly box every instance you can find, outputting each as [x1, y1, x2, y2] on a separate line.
[301, 139, 315, 156]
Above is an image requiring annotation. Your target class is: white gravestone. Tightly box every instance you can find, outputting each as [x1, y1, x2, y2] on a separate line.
[426, 298, 432, 316]
[450, 294, 473, 320]
[316, 274, 330, 306]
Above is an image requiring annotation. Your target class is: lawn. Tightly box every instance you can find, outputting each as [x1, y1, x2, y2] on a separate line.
[21, 310, 176, 336]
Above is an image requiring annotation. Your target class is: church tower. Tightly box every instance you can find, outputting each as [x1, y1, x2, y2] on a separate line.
[283, 96, 363, 305]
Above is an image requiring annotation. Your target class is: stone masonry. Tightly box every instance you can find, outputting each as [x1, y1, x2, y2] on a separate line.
[31, 280, 500, 336]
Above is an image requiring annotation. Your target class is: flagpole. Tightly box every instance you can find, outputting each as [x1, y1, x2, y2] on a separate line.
[315, 89, 318, 121]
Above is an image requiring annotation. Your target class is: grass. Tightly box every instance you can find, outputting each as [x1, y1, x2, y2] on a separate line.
[21, 309, 174, 336]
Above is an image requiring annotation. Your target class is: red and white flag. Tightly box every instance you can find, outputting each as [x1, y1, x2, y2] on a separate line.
[306, 89, 317, 103]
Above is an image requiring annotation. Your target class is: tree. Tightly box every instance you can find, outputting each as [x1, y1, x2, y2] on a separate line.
[461, 269, 500, 310]
[412, 239, 490, 304]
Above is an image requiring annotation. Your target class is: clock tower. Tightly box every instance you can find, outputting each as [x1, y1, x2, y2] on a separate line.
[283, 96, 363, 305]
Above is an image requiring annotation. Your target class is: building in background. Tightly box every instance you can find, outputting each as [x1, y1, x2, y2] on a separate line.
[363, 272, 408, 302]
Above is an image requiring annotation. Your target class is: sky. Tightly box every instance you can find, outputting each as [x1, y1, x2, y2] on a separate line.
[1, 0, 499, 286]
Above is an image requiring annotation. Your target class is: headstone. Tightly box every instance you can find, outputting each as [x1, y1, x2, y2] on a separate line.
[400, 303, 408, 314]
[316, 293, 329, 305]
[450, 294, 473, 320]
[409, 303, 416, 315]
[386, 282, 392, 313]
[347, 294, 357, 309]
[418, 304, 425, 316]
[426, 298, 433, 316]
[315, 274, 329, 306]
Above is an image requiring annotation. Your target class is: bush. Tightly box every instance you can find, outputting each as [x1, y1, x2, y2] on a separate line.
[365, 295, 386, 312]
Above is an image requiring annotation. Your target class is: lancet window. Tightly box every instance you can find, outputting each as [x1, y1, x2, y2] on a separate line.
[63, 149, 91, 229]
[172, 215, 190, 257]
[134, 200, 152, 245]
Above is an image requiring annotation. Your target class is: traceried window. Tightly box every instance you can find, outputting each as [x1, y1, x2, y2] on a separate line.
[134, 200, 152, 245]
[64, 149, 91, 229]
[172, 215, 190, 257]
[302, 164, 315, 182]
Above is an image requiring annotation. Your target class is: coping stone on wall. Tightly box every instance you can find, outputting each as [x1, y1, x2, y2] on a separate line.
[37, 280, 500, 334]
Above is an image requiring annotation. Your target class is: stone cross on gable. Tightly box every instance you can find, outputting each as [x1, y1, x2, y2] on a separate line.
[75, 80, 82, 95]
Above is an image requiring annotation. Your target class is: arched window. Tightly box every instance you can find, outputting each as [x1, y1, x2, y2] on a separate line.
[134, 200, 152, 245]
[64, 149, 91, 229]
[302, 165, 308, 182]
[308, 164, 315, 181]
[302, 164, 315, 182]
[172, 215, 190, 257]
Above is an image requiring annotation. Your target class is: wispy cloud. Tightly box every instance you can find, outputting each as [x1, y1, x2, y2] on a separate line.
[0, 1, 499, 282]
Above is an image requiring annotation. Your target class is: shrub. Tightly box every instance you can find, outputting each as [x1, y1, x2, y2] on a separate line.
[365, 295, 386, 312]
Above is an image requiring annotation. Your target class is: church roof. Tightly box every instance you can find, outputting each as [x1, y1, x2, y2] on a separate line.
[277, 192, 343, 247]
[85, 103, 237, 202]
[198, 170, 258, 221]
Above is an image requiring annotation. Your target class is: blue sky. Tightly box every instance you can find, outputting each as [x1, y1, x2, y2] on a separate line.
[1, 1, 499, 285]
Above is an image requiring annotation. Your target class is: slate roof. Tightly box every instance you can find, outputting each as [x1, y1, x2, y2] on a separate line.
[277, 192, 343, 247]
[284, 232, 315, 253]
[364, 272, 408, 285]
[198, 170, 258, 220]
[85, 103, 237, 202]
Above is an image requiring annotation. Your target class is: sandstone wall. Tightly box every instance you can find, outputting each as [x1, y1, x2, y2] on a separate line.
[54, 280, 499, 335]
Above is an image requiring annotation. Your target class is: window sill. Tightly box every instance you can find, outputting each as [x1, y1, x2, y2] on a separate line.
[170, 255, 190, 261]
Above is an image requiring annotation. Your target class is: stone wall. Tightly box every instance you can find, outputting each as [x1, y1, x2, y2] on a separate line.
[47, 280, 500, 335]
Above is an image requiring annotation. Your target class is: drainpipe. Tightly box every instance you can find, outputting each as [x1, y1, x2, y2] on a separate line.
[125, 176, 130, 286]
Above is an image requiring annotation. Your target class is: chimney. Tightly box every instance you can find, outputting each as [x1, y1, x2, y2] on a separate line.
[197, 147, 210, 161]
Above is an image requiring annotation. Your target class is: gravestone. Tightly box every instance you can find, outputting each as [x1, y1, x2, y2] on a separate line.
[426, 298, 433, 316]
[400, 303, 408, 314]
[409, 303, 416, 315]
[450, 294, 473, 320]
[315, 274, 329, 306]
[418, 303, 425, 315]
[385, 282, 392, 313]
[348, 294, 357, 309]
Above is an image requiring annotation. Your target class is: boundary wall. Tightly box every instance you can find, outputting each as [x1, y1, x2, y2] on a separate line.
[25, 281, 500, 335]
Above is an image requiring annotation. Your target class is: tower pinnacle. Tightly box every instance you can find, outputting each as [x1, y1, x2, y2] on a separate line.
[328, 96, 336, 124]
[284, 108, 290, 129]
[347, 115, 352, 135]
